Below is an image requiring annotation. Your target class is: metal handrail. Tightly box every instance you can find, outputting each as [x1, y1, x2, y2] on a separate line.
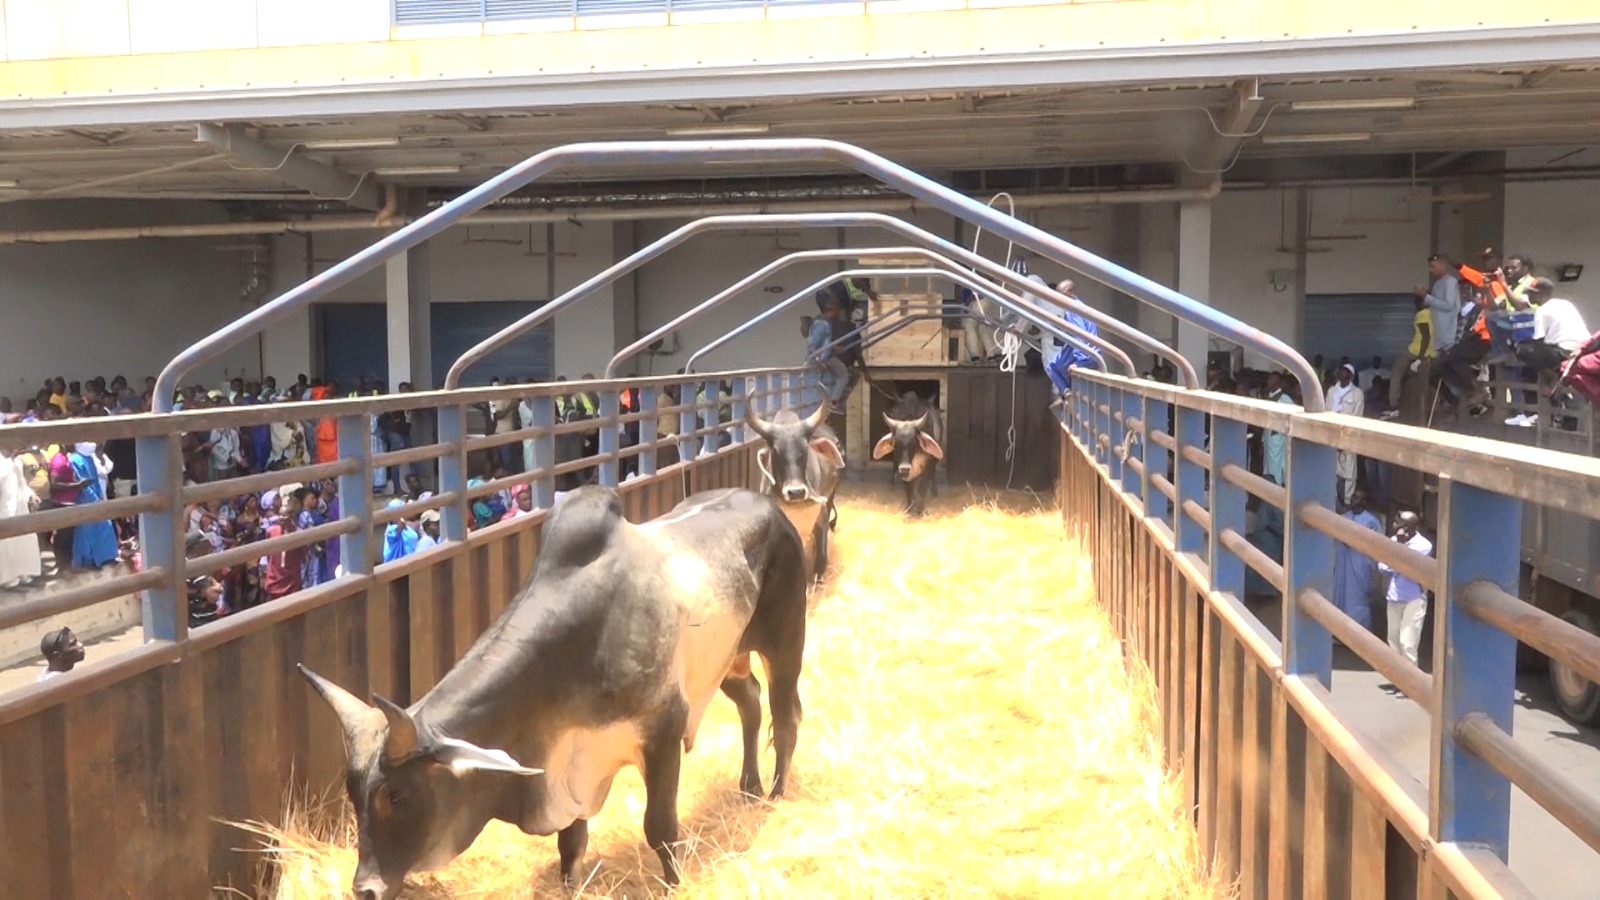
[1064, 363, 1600, 890]
[681, 255, 1132, 375]
[820, 307, 1109, 375]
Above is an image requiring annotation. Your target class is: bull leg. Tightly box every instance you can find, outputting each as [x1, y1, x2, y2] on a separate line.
[758, 649, 805, 800]
[901, 479, 915, 515]
[720, 672, 765, 797]
[641, 705, 689, 886]
[557, 820, 589, 890]
[812, 518, 830, 580]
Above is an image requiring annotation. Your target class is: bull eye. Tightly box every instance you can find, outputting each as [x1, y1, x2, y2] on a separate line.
[387, 788, 406, 809]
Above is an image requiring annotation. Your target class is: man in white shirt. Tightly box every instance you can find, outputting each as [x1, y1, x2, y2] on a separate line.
[1358, 355, 1392, 394]
[1378, 511, 1434, 666]
[1515, 278, 1591, 373]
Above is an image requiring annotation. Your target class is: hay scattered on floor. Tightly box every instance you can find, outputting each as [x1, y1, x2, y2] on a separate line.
[240, 483, 1228, 899]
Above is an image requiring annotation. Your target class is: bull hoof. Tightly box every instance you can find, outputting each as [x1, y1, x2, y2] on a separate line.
[739, 771, 764, 798]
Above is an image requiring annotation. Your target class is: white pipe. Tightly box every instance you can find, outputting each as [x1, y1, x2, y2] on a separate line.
[0, 180, 1220, 245]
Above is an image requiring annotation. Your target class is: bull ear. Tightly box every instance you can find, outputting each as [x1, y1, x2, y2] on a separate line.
[801, 401, 828, 431]
[432, 735, 544, 778]
[372, 693, 420, 764]
[916, 432, 945, 461]
[298, 664, 381, 754]
[744, 404, 774, 442]
[872, 434, 895, 461]
[810, 437, 845, 469]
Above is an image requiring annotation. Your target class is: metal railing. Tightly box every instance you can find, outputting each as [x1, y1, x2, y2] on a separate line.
[1062, 365, 1600, 896]
[0, 368, 809, 691]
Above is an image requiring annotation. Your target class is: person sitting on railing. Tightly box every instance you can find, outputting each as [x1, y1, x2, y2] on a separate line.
[1334, 488, 1385, 634]
[1325, 364, 1364, 507]
[1378, 509, 1433, 667]
[36, 627, 85, 683]
[1501, 278, 1590, 427]
[67, 442, 120, 571]
[806, 293, 850, 417]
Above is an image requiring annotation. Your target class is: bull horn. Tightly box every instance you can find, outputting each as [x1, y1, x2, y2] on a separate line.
[298, 663, 380, 754]
[801, 401, 828, 431]
[744, 403, 774, 441]
[373, 693, 421, 763]
[881, 412, 900, 428]
[911, 411, 931, 431]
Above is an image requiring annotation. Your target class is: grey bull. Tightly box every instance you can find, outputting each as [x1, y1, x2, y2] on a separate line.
[873, 391, 946, 517]
[745, 402, 846, 582]
[298, 485, 810, 898]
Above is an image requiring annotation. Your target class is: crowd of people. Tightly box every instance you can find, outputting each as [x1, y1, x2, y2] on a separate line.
[0, 369, 737, 637]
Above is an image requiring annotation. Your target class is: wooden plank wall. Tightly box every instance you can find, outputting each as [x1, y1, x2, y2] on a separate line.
[0, 442, 759, 899]
[942, 368, 1059, 493]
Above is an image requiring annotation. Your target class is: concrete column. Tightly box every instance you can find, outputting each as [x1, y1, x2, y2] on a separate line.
[1137, 202, 1179, 358]
[1176, 199, 1213, 379]
[612, 221, 640, 371]
[386, 241, 431, 388]
[1108, 205, 1144, 368]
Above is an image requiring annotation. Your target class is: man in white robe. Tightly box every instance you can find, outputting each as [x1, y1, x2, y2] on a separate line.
[0, 452, 43, 586]
[1325, 362, 1365, 507]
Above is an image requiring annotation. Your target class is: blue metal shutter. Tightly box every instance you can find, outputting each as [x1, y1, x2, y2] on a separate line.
[486, 0, 575, 18]
[1303, 293, 1419, 374]
[318, 302, 554, 390]
[576, 0, 668, 14]
[394, 0, 487, 25]
[668, 0, 755, 10]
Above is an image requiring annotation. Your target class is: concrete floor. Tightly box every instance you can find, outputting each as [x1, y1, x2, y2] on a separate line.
[1245, 594, 1600, 899]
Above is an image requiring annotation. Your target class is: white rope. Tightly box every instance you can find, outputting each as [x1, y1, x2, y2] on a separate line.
[995, 325, 1022, 489]
[969, 192, 1018, 268]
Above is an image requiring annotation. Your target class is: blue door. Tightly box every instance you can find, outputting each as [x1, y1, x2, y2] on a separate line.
[319, 301, 555, 389]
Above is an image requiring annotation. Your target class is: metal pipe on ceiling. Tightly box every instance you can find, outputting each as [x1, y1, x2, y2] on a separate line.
[0, 183, 1218, 245]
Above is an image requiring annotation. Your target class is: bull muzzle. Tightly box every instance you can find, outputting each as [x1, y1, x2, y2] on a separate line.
[354, 879, 394, 900]
[896, 463, 912, 481]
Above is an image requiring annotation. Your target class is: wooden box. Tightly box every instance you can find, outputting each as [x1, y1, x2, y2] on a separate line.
[865, 291, 948, 367]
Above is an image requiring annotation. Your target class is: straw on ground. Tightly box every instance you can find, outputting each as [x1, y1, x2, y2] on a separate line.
[238, 484, 1228, 899]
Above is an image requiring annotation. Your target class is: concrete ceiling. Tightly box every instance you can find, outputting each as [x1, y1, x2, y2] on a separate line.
[3, 62, 1600, 207]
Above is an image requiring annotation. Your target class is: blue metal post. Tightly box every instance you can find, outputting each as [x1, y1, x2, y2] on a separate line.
[598, 389, 620, 487]
[1430, 478, 1518, 859]
[639, 386, 658, 478]
[135, 435, 184, 642]
[1120, 387, 1143, 496]
[701, 380, 720, 458]
[787, 373, 801, 409]
[678, 379, 696, 464]
[753, 374, 769, 416]
[1173, 406, 1207, 559]
[528, 395, 555, 509]
[731, 378, 748, 444]
[1209, 416, 1248, 599]
[1094, 381, 1112, 468]
[436, 403, 469, 542]
[1143, 395, 1172, 527]
[336, 413, 375, 576]
[1107, 384, 1126, 485]
[1283, 437, 1337, 683]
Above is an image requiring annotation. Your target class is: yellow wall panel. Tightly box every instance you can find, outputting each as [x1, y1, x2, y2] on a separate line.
[0, 0, 1595, 99]
[4, 0, 130, 62]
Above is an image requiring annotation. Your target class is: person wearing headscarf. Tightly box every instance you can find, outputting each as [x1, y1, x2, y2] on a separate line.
[67, 442, 120, 569]
[502, 484, 534, 520]
[1324, 362, 1365, 507]
[1334, 488, 1384, 633]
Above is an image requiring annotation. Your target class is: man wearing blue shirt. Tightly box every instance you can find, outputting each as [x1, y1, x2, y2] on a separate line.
[807, 294, 849, 415]
[1043, 280, 1101, 400]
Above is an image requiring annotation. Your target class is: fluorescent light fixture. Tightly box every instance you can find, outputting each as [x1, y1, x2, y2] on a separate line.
[0, 179, 19, 188]
[373, 165, 461, 176]
[665, 124, 771, 137]
[1289, 97, 1415, 112]
[1260, 132, 1373, 145]
[304, 137, 401, 150]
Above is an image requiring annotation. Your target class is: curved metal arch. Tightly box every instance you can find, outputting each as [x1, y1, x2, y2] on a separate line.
[610, 254, 1131, 378]
[158, 140, 1317, 409]
[822, 305, 1108, 375]
[445, 212, 1190, 391]
[680, 263, 1128, 375]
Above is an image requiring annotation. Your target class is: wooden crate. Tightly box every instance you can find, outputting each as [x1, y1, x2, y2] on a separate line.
[866, 292, 949, 366]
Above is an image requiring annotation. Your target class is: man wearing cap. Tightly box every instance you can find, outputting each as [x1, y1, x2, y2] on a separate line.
[37, 627, 85, 682]
[416, 509, 441, 552]
[1325, 362, 1364, 506]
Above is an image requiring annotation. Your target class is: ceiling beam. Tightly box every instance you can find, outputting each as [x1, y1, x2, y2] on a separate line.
[194, 122, 385, 211]
[1187, 77, 1264, 180]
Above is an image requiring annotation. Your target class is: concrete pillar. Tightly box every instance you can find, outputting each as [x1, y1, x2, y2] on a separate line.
[1176, 199, 1212, 379]
[386, 241, 431, 389]
[1108, 205, 1144, 368]
[1137, 202, 1179, 358]
[612, 221, 640, 371]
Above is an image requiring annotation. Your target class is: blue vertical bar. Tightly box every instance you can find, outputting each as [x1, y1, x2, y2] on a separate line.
[1430, 478, 1518, 859]
[1173, 406, 1207, 558]
[1092, 381, 1108, 467]
[598, 389, 620, 487]
[678, 379, 696, 464]
[336, 413, 374, 576]
[135, 434, 184, 642]
[437, 403, 469, 543]
[731, 378, 748, 444]
[700, 379, 719, 458]
[639, 386, 658, 477]
[787, 373, 801, 409]
[1108, 384, 1126, 485]
[528, 395, 555, 508]
[1143, 394, 1172, 527]
[1209, 416, 1248, 599]
[754, 374, 770, 415]
[1120, 387, 1142, 497]
[1283, 436, 1336, 683]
